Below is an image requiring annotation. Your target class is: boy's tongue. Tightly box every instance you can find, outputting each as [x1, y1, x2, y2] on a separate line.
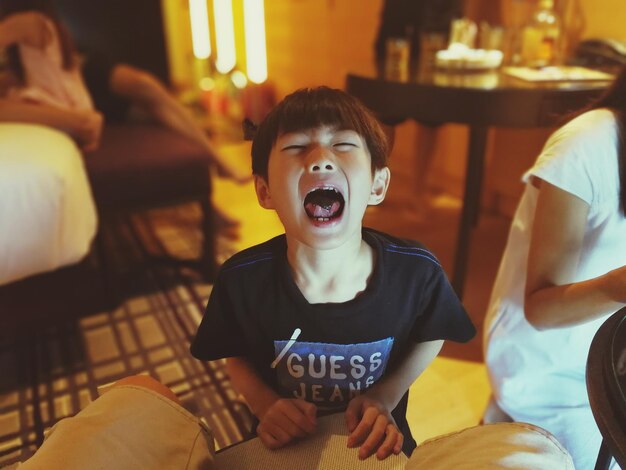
[304, 189, 344, 219]
[305, 200, 342, 218]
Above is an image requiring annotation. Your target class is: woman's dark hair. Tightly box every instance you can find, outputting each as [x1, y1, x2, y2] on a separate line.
[251, 86, 389, 180]
[0, 0, 76, 83]
[586, 65, 626, 215]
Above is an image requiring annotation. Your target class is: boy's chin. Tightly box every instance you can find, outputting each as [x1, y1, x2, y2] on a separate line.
[295, 220, 363, 249]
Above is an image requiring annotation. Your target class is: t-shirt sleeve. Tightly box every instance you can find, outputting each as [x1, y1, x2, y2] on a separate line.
[522, 109, 619, 207]
[410, 267, 476, 343]
[189, 272, 249, 360]
[525, 131, 594, 205]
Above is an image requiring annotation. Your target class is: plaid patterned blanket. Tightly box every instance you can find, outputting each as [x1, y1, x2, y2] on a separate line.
[0, 205, 251, 466]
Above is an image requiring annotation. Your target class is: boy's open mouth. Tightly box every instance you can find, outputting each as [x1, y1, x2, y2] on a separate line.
[304, 187, 345, 222]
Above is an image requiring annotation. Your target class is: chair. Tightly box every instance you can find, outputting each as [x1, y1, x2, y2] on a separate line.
[586, 307, 626, 470]
[84, 124, 217, 300]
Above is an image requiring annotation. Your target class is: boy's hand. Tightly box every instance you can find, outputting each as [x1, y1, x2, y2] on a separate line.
[345, 395, 403, 460]
[256, 398, 317, 449]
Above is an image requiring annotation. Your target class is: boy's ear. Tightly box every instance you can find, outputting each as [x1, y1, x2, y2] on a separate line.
[368, 167, 390, 206]
[254, 175, 275, 209]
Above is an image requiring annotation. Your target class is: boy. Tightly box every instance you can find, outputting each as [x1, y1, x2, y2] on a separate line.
[191, 87, 475, 460]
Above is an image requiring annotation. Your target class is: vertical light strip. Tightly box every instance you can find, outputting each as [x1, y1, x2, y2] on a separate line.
[214, 0, 236, 73]
[189, 0, 211, 59]
[243, 0, 268, 83]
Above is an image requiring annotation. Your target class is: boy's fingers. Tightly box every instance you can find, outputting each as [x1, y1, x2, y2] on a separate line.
[394, 432, 404, 455]
[258, 429, 281, 449]
[271, 413, 307, 438]
[358, 414, 387, 460]
[287, 400, 317, 433]
[376, 424, 402, 460]
[258, 421, 292, 448]
[347, 406, 378, 447]
[292, 399, 318, 423]
[344, 399, 362, 433]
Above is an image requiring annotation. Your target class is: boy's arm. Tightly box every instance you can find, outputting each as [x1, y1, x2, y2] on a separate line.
[345, 339, 443, 460]
[226, 357, 317, 449]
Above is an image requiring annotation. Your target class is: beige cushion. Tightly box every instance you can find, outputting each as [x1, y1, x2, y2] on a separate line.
[17, 385, 215, 470]
[407, 422, 574, 470]
[215, 412, 407, 469]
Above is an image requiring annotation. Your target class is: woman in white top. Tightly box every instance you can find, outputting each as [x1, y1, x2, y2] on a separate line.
[484, 64, 626, 470]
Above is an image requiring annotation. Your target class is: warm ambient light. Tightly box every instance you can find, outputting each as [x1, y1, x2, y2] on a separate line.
[213, 0, 237, 73]
[199, 77, 215, 91]
[189, 0, 211, 59]
[230, 70, 248, 89]
[243, 0, 268, 83]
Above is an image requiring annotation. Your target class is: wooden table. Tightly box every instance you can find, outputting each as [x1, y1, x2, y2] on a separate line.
[346, 68, 609, 298]
[586, 307, 626, 469]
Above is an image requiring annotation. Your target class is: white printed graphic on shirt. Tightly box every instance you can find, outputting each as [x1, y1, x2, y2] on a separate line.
[273, 334, 393, 409]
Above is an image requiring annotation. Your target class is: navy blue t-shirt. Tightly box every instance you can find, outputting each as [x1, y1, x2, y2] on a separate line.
[191, 228, 475, 455]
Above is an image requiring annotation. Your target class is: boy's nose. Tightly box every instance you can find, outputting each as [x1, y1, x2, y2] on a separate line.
[309, 161, 335, 172]
[307, 150, 336, 173]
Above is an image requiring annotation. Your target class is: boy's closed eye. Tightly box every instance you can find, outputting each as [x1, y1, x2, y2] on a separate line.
[333, 142, 359, 150]
[281, 144, 310, 156]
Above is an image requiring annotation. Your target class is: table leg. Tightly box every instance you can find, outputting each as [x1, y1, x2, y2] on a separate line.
[451, 125, 488, 299]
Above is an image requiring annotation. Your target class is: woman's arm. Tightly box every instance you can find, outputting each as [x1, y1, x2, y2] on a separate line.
[0, 100, 103, 151]
[524, 179, 626, 329]
[0, 12, 52, 49]
[109, 64, 250, 182]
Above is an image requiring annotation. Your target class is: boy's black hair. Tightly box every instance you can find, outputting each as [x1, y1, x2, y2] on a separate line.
[251, 86, 389, 179]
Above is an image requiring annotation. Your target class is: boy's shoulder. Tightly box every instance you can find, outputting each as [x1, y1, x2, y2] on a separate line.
[219, 234, 286, 275]
[364, 227, 441, 268]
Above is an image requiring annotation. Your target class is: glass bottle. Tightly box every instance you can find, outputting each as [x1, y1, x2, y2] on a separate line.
[521, 0, 561, 67]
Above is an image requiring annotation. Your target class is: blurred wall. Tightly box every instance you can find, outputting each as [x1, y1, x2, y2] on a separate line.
[57, 0, 170, 84]
[580, 0, 626, 41]
[161, 0, 195, 90]
[162, 0, 624, 216]
[262, 0, 383, 97]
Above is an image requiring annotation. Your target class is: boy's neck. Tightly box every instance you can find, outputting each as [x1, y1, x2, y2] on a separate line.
[285, 232, 375, 304]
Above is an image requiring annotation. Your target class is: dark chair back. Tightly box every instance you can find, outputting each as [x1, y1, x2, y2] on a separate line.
[586, 307, 626, 470]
